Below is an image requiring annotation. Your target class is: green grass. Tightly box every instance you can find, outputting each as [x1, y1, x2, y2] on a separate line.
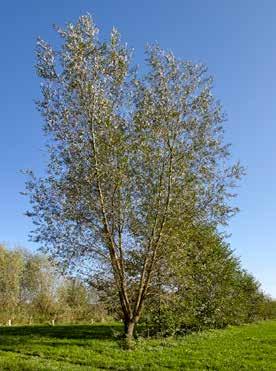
[0, 321, 275, 370]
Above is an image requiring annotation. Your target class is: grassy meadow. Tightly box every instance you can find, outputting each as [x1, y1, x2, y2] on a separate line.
[0, 320, 275, 370]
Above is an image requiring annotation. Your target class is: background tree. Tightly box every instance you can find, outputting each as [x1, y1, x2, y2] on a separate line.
[0, 244, 24, 324]
[25, 15, 244, 339]
[26, 255, 60, 323]
[57, 278, 100, 323]
[139, 226, 268, 335]
[0, 244, 107, 325]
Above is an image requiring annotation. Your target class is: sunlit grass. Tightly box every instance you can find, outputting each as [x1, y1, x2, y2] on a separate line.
[0, 320, 275, 370]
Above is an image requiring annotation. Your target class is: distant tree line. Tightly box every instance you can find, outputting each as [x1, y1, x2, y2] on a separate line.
[0, 244, 106, 325]
[0, 241, 275, 330]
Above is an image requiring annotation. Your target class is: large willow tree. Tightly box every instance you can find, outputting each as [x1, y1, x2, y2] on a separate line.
[25, 15, 243, 339]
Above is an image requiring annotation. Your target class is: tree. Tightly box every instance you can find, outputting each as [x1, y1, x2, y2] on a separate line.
[139, 226, 267, 335]
[57, 278, 91, 322]
[0, 244, 24, 324]
[25, 15, 243, 339]
[22, 254, 60, 323]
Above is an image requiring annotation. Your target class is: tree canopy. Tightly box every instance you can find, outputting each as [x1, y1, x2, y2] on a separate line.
[25, 15, 244, 339]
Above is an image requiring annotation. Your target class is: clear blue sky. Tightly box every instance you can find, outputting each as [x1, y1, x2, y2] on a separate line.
[0, 1, 275, 297]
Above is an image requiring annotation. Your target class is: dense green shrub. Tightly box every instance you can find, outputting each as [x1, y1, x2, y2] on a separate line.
[140, 227, 273, 336]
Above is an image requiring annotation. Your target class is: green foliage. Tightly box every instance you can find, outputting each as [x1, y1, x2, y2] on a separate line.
[262, 298, 276, 319]
[0, 244, 108, 325]
[0, 245, 24, 323]
[57, 278, 106, 323]
[0, 321, 275, 370]
[139, 227, 273, 335]
[24, 14, 244, 335]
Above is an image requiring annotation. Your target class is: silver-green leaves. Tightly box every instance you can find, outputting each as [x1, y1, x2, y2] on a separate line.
[25, 14, 243, 338]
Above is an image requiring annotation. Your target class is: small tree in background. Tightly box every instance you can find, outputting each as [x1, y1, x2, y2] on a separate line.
[57, 278, 93, 322]
[25, 15, 244, 339]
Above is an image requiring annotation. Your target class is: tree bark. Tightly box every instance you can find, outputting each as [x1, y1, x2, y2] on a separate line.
[125, 321, 135, 340]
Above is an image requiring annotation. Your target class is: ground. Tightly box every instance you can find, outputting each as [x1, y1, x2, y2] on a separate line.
[0, 320, 275, 370]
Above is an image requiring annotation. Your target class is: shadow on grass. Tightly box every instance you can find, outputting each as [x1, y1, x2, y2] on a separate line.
[0, 324, 122, 341]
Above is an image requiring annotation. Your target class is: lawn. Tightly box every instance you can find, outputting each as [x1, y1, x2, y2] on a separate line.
[0, 320, 275, 370]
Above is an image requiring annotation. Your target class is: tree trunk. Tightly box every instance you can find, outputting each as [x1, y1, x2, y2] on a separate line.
[124, 320, 136, 340]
